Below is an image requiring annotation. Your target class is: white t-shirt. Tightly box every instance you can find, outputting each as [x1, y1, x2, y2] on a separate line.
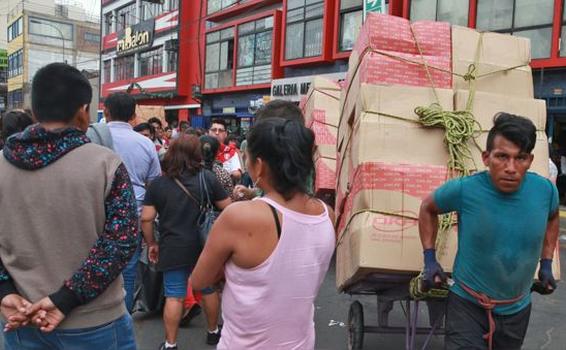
[223, 153, 242, 174]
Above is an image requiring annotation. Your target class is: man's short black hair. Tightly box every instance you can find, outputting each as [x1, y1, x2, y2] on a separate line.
[486, 112, 537, 154]
[255, 99, 304, 125]
[104, 92, 136, 122]
[32, 63, 92, 123]
[1, 109, 34, 140]
[148, 117, 162, 127]
[133, 122, 153, 134]
[211, 119, 227, 129]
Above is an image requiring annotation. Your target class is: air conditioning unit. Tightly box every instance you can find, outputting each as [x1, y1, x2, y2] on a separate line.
[164, 39, 179, 52]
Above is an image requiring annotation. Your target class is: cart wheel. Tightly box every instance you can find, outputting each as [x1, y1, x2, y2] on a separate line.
[348, 301, 364, 350]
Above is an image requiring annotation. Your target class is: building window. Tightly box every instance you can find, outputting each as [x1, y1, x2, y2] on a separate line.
[166, 50, 178, 72]
[168, 0, 179, 11]
[117, 2, 137, 32]
[236, 17, 273, 86]
[139, 47, 163, 76]
[29, 18, 73, 40]
[104, 12, 113, 35]
[141, 2, 164, 21]
[114, 55, 135, 81]
[8, 50, 23, 78]
[207, 0, 240, 15]
[339, 0, 363, 52]
[477, 0, 554, 59]
[560, 1, 566, 56]
[205, 28, 234, 89]
[285, 0, 324, 60]
[410, 0, 468, 26]
[103, 60, 111, 83]
[84, 32, 101, 44]
[7, 17, 23, 42]
[7, 89, 23, 109]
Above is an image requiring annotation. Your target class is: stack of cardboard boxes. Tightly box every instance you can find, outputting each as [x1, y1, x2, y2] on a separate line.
[301, 77, 342, 195]
[335, 13, 557, 291]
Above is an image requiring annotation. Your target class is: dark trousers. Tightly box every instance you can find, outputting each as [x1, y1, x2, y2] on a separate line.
[445, 292, 531, 350]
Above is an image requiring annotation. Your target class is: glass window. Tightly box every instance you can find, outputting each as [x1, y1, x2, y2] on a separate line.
[340, 12, 362, 51]
[477, 0, 553, 59]
[141, 2, 164, 21]
[114, 55, 135, 81]
[476, 0, 514, 31]
[7, 89, 23, 109]
[117, 2, 137, 32]
[84, 32, 100, 43]
[285, 0, 324, 60]
[29, 18, 73, 40]
[7, 17, 23, 42]
[516, 27, 552, 59]
[410, 0, 468, 26]
[140, 47, 163, 76]
[168, 0, 179, 11]
[166, 50, 178, 72]
[104, 13, 113, 35]
[207, 0, 245, 15]
[103, 60, 111, 83]
[205, 28, 235, 89]
[8, 50, 23, 78]
[236, 17, 274, 86]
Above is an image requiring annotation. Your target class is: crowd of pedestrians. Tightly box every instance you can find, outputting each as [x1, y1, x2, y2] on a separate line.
[0, 63, 336, 350]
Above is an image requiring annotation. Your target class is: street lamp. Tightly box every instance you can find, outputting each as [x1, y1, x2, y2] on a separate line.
[29, 19, 67, 64]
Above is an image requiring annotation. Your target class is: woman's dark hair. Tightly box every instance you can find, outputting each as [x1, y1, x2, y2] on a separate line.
[133, 122, 154, 134]
[1, 109, 34, 140]
[226, 134, 239, 147]
[200, 135, 220, 170]
[247, 117, 315, 200]
[486, 112, 537, 153]
[148, 117, 162, 127]
[163, 134, 203, 178]
[32, 63, 92, 123]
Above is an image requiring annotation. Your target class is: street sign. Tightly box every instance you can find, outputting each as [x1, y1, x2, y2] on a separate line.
[363, 0, 386, 20]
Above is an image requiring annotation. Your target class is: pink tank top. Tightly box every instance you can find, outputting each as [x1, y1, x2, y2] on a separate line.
[217, 197, 335, 350]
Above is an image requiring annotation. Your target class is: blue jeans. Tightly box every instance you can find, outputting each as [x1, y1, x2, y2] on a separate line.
[123, 205, 143, 313]
[3, 314, 136, 350]
[123, 241, 141, 313]
[163, 267, 215, 298]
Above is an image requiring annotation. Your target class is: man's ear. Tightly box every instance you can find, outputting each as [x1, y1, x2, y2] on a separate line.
[482, 150, 490, 167]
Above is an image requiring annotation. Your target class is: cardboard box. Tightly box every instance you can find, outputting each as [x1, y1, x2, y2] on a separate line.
[346, 14, 452, 93]
[454, 90, 546, 132]
[314, 155, 337, 193]
[311, 120, 338, 147]
[303, 77, 342, 128]
[452, 26, 533, 98]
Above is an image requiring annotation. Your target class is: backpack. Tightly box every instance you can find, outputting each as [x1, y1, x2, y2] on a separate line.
[86, 123, 114, 150]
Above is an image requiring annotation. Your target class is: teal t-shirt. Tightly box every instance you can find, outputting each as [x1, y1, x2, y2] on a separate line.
[434, 171, 558, 315]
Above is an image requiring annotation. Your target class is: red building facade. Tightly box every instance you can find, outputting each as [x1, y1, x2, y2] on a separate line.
[99, 1, 566, 132]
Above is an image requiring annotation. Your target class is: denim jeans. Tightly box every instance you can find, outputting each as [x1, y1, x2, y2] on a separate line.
[123, 241, 141, 313]
[3, 314, 137, 350]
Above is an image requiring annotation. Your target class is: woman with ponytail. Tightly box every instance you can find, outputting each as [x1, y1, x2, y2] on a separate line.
[191, 118, 336, 350]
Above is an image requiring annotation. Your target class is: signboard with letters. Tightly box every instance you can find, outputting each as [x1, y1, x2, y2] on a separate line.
[363, 0, 386, 20]
[271, 72, 346, 102]
[116, 19, 155, 56]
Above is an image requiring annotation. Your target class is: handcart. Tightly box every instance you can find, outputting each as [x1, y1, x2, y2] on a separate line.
[344, 273, 448, 350]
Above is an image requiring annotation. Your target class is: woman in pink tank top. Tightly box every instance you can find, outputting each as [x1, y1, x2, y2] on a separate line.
[192, 117, 336, 349]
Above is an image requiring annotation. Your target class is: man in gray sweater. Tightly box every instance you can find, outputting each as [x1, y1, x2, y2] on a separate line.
[0, 63, 139, 349]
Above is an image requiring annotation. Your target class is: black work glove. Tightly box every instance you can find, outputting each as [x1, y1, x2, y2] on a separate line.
[533, 259, 557, 295]
[422, 249, 447, 291]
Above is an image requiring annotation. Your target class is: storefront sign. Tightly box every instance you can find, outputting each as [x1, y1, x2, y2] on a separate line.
[271, 72, 346, 102]
[363, 0, 386, 20]
[117, 19, 155, 56]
